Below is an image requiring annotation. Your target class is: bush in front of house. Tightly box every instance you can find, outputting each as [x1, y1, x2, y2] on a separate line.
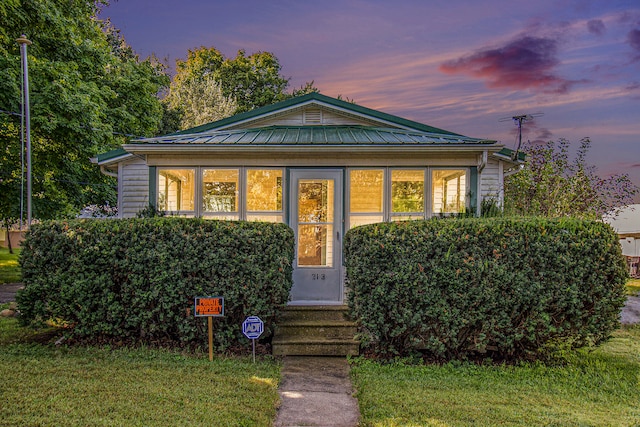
[344, 217, 628, 361]
[17, 218, 294, 351]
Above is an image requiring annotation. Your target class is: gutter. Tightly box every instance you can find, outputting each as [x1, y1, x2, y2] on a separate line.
[100, 165, 118, 178]
[478, 150, 488, 173]
[122, 143, 503, 156]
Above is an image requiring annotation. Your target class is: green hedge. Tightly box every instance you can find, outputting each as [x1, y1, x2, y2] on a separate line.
[344, 217, 628, 361]
[17, 218, 294, 351]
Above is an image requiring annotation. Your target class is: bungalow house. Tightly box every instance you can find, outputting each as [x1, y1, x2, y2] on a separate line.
[94, 92, 520, 306]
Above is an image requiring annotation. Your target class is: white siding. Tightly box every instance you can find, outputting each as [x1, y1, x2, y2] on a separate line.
[479, 158, 503, 205]
[119, 158, 149, 218]
[621, 237, 640, 257]
[243, 107, 381, 128]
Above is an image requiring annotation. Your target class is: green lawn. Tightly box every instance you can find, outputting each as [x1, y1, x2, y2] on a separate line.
[351, 325, 640, 426]
[0, 247, 21, 284]
[627, 278, 640, 296]
[0, 313, 281, 427]
[2, 263, 639, 426]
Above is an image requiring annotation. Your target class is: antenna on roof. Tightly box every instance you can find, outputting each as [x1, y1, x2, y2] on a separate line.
[499, 113, 543, 160]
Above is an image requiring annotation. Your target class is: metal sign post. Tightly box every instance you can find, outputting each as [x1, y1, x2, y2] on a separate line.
[194, 296, 224, 361]
[16, 35, 32, 228]
[242, 316, 264, 363]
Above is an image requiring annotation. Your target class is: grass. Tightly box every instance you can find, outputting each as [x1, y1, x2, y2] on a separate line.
[351, 326, 640, 426]
[0, 312, 281, 427]
[0, 247, 21, 284]
[2, 264, 638, 426]
[627, 278, 640, 296]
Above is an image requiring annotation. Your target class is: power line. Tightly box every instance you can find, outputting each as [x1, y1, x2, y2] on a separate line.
[0, 109, 22, 117]
[0, 113, 143, 138]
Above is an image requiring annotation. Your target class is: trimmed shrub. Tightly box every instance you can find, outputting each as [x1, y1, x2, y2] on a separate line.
[17, 218, 294, 351]
[344, 217, 628, 361]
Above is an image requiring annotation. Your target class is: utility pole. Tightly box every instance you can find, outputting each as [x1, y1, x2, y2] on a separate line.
[499, 113, 543, 161]
[16, 35, 32, 228]
[512, 114, 528, 161]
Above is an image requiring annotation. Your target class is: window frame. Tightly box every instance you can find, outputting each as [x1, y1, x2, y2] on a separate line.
[431, 168, 469, 216]
[157, 167, 197, 216]
[201, 167, 241, 219]
[245, 168, 284, 222]
[156, 166, 285, 222]
[389, 168, 426, 221]
[346, 166, 470, 230]
[347, 168, 385, 228]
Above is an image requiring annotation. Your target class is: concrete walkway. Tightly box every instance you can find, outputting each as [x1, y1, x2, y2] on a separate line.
[621, 295, 640, 324]
[275, 357, 360, 427]
[0, 283, 23, 304]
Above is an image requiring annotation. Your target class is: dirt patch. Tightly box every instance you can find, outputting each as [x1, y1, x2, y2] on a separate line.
[0, 283, 23, 304]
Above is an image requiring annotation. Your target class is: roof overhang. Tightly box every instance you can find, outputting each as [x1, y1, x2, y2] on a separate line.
[122, 143, 504, 156]
[91, 147, 135, 177]
[91, 147, 134, 166]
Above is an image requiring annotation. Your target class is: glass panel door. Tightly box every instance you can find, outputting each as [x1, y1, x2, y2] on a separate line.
[290, 170, 343, 304]
[297, 179, 334, 267]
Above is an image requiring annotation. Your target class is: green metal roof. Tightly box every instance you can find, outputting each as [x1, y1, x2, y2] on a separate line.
[170, 92, 465, 137]
[95, 147, 131, 164]
[132, 125, 494, 146]
[496, 147, 526, 161]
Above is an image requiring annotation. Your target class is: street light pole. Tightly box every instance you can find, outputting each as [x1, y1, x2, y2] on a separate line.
[16, 35, 32, 228]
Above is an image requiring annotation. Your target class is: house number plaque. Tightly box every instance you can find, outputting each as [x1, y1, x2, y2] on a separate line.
[312, 273, 326, 280]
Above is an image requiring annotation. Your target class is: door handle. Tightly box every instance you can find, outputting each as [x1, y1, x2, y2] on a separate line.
[337, 231, 340, 241]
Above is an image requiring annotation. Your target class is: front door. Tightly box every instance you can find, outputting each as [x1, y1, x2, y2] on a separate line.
[289, 170, 343, 304]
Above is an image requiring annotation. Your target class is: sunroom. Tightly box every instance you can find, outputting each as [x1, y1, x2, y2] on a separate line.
[156, 166, 469, 224]
[94, 92, 520, 304]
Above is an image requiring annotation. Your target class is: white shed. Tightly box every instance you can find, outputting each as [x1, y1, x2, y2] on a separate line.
[604, 204, 640, 277]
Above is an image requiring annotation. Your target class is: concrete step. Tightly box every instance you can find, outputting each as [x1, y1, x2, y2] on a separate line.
[272, 337, 360, 357]
[276, 320, 357, 339]
[279, 305, 352, 322]
[273, 305, 359, 356]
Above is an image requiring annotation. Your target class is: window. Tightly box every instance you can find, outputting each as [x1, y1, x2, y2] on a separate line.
[349, 169, 384, 227]
[158, 169, 195, 212]
[202, 169, 239, 219]
[157, 167, 284, 222]
[391, 169, 424, 221]
[432, 169, 467, 214]
[298, 179, 333, 267]
[346, 167, 470, 229]
[246, 169, 283, 222]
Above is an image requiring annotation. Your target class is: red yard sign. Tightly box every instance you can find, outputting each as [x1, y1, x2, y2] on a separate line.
[194, 296, 224, 317]
[194, 296, 224, 362]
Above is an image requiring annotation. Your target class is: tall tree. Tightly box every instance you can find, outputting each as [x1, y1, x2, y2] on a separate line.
[215, 49, 290, 113]
[504, 138, 638, 219]
[0, 0, 168, 223]
[162, 46, 318, 132]
[165, 74, 237, 131]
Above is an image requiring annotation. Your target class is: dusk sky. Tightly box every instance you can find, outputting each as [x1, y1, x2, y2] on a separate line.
[99, 0, 640, 200]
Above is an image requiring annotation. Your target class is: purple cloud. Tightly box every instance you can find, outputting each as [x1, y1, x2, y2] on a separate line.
[531, 127, 553, 144]
[628, 28, 640, 59]
[508, 120, 552, 145]
[587, 19, 606, 36]
[626, 82, 640, 100]
[440, 36, 574, 94]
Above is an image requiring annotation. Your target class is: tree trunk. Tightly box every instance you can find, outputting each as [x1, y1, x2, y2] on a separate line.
[5, 222, 13, 254]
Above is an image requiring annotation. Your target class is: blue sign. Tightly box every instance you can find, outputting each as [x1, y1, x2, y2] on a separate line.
[242, 316, 264, 340]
